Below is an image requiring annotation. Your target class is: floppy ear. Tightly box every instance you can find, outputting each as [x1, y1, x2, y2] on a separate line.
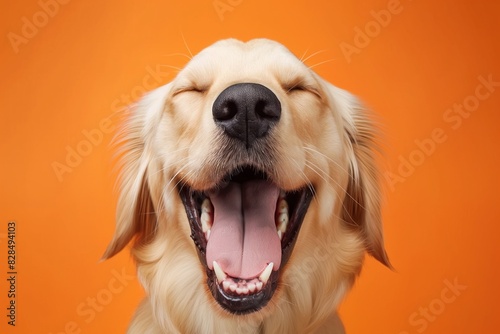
[102, 168, 156, 259]
[102, 84, 171, 260]
[324, 82, 391, 268]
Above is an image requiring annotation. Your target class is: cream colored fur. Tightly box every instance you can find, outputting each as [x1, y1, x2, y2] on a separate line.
[103, 39, 390, 334]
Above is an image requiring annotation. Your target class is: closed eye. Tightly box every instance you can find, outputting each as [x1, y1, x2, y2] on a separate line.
[172, 85, 208, 96]
[287, 84, 306, 93]
[283, 81, 321, 97]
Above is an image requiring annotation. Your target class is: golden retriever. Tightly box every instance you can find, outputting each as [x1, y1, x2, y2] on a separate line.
[103, 38, 390, 333]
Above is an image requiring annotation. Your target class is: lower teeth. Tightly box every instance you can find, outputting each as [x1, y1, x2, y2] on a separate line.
[221, 277, 263, 295]
[214, 262, 273, 295]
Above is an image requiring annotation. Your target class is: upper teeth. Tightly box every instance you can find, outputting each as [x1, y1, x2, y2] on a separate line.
[201, 198, 213, 240]
[200, 193, 289, 241]
[276, 198, 289, 240]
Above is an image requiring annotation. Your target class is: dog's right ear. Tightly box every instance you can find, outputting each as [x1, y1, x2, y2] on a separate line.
[101, 84, 171, 260]
[102, 169, 156, 259]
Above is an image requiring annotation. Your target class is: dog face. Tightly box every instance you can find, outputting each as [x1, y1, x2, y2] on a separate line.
[104, 39, 389, 332]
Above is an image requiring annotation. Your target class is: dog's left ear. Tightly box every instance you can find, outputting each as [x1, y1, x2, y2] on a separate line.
[323, 81, 391, 268]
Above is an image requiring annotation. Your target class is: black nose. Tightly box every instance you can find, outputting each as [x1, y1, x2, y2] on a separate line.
[212, 83, 281, 147]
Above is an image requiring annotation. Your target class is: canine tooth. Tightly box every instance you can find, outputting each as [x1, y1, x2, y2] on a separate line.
[279, 190, 286, 199]
[278, 211, 288, 222]
[279, 214, 288, 228]
[259, 263, 273, 285]
[276, 198, 288, 236]
[277, 212, 288, 234]
[278, 199, 288, 213]
[201, 212, 211, 232]
[201, 198, 212, 213]
[205, 229, 211, 241]
[256, 281, 263, 291]
[213, 261, 227, 283]
[222, 280, 231, 290]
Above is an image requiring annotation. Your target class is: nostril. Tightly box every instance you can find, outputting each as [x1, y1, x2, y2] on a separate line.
[217, 100, 238, 121]
[255, 100, 266, 118]
[255, 99, 280, 120]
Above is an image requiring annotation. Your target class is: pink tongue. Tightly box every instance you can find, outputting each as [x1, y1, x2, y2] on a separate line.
[206, 181, 281, 279]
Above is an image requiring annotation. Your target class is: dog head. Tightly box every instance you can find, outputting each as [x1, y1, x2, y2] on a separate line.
[103, 38, 389, 328]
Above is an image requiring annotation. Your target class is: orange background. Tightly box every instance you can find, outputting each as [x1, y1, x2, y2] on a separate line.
[1, 0, 499, 333]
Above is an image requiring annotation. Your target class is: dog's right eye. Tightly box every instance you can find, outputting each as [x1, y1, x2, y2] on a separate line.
[173, 85, 207, 96]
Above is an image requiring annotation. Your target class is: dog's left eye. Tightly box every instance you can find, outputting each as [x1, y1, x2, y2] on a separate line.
[288, 84, 306, 92]
[284, 82, 320, 98]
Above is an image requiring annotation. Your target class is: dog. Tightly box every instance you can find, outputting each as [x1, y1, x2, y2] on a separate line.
[102, 38, 390, 333]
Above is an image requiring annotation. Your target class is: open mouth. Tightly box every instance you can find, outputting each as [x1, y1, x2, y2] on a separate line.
[179, 166, 313, 314]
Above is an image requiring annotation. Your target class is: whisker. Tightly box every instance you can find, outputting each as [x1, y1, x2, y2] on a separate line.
[303, 146, 367, 209]
[180, 32, 194, 59]
[282, 155, 309, 188]
[147, 144, 192, 179]
[304, 160, 366, 224]
[164, 164, 193, 198]
[152, 155, 189, 177]
[308, 58, 336, 70]
[304, 160, 350, 201]
[162, 64, 184, 72]
[303, 161, 350, 223]
[282, 156, 320, 209]
[301, 49, 327, 64]
[303, 146, 351, 177]
[154, 161, 195, 215]
[162, 52, 192, 60]
[299, 47, 310, 62]
[269, 294, 288, 325]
